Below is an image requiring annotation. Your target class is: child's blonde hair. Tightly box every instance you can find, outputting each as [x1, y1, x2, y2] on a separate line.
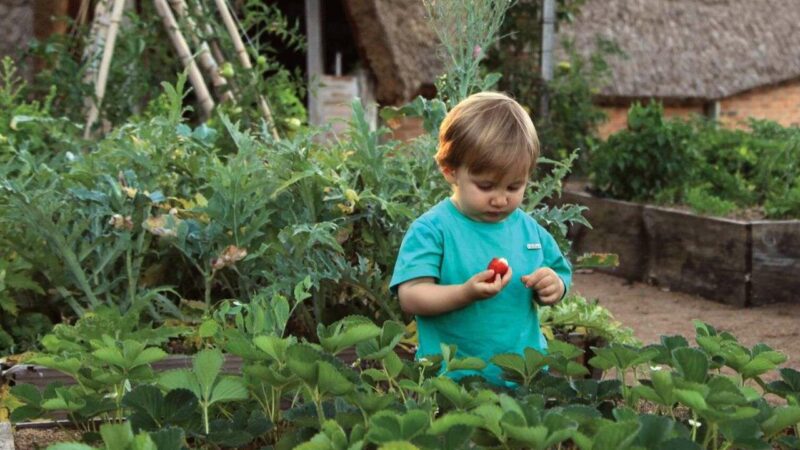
[435, 92, 539, 179]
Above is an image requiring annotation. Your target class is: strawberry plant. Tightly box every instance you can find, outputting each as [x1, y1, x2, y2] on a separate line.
[8, 315, 800, 449]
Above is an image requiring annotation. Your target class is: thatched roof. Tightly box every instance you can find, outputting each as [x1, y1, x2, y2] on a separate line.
[342, 0, 443, 105]
[558, 0, 800, 101]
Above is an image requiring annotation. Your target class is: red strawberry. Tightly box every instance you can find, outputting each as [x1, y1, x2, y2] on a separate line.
[486, 257, 509, 280]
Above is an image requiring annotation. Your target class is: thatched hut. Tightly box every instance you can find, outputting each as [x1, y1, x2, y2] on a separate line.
[558, 0, 800, 135]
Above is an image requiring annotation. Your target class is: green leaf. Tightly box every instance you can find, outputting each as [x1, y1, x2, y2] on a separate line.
[122, 385, 163, 428]
[672, 347, 708, 384]
[10, 404, 44, 422]
[447, 356, 487, 372]
[158, 370, 200, 399]
[317, 316, 382, 355]
[761, 405, 800, 438]
[492, 353, 524, 372]
[429, 412, 483, 434]
[92, 347, 126, 367]
[377, 442, 419, 450]
[209, 376, 248, 404]
[431, 377, 470, 409]
[634, 415, 678, 448]
[99, 422, 135, 449]
[472, 404, 505, 439]
[10, 383, 42, 405]
[131, 347, 167, 368]
[674, 389, 707, 412]
[651, 370, 676, 406]
[198, 320, 220, 338]
[592, 420, 640, 450]
[504, 422, 548, 448]
[316, 361, 355, 396]
[253, 335, 291, 362]
[130, 434, 158, 450]
[46, 444, 96, 450]
[193, 349, 224, 398]
[286, 344, 320, 382]
[147, 427, 184, 450]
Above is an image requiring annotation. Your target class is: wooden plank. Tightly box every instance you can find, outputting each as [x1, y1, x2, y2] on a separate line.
[0, 422, 13, 450]
[4, 355, 244, 391]
[559, 189, 647, 280]
[751, 220, 800, 306]
[643, 206, 750, 307]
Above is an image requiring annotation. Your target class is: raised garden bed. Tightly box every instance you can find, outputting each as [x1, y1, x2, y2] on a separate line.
[558, 187, 800, 307]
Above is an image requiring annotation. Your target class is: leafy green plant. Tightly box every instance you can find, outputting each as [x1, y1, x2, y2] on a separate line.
[157, 348, 248, 435]
[539, 293, 639, 347]
[589, 105, 800, 218]
[589, 101, 700, 203]
[685, 185, 737, 217]
[10, 316, 800, 449]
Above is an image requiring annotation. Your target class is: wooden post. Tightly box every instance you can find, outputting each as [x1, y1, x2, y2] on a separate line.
[539, 0, 555, 121]
[305, 0, 322, 126]
[214, 0, 279, 140]
[84, 0, 126, 138]
[153, 0, 215, 119]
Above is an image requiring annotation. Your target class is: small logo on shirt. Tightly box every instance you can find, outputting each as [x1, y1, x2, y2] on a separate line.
[527, 243, 542, 250]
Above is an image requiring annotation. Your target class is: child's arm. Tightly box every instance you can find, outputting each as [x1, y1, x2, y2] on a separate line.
[398, 267, 514, 316]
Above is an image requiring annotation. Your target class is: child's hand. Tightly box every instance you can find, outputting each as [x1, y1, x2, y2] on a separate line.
[464, 266, 513, 301]
[521, 268, 564, 305]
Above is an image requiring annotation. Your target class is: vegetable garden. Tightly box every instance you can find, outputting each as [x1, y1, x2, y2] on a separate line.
[1, 0, 799, 449]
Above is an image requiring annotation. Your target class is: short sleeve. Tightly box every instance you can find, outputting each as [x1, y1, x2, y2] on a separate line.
[389, 220, 443, 294]
[538, 227, 573, 296]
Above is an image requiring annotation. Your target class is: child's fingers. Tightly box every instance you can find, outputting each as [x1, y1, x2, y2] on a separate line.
[523, 269, 549, 288]
[475, 270, 496, 284]
[500, 266, 513, 288]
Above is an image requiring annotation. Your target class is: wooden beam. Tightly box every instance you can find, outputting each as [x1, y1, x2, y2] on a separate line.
[305, 0, 323, 126]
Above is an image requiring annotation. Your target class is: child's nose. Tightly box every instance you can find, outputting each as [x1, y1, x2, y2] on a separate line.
[491, 195, 508, 207]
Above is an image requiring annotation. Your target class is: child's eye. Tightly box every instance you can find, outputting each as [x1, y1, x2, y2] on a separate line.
[477, 183, 493, 190]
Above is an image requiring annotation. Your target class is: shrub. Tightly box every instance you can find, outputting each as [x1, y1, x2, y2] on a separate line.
[589, 101, 700, 202]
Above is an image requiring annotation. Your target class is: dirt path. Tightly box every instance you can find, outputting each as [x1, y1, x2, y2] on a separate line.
[572, 272, 800, 376]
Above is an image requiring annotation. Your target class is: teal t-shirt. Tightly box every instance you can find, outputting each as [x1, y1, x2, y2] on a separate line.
[390, 198, 572, 386]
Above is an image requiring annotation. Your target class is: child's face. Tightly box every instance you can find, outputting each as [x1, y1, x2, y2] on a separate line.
[442, 166, 527, 223]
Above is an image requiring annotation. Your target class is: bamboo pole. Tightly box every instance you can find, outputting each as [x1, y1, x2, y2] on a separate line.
[191, 0, 227, 71]
[153, 0, 215, 119]
[168, 0, 233, 103]
[214, 0, 280, 140]
[81, 0, 110, 86]
[73, 0, 93, 35]
[84, 0, 126, 138]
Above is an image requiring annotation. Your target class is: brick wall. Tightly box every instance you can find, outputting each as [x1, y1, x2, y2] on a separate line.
[719, 78, 800, 128]
[386, 116, 425, 142]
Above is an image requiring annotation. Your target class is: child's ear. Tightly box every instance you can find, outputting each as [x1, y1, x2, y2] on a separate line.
[440, 165, 458, 184]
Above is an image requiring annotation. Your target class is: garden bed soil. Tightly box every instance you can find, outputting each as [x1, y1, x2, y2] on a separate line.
[572, 271, 800, 381]
[12, 426, 82, 450]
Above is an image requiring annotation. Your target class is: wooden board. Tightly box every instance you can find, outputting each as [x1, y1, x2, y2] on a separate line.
[643, 206, 750, 307]
[751, 220, 800, 306]
[560, 190, 647, 280]
[4, 354, 243, 390]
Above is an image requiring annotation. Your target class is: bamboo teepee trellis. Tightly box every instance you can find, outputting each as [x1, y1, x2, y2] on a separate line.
[81, 0, 280, 140]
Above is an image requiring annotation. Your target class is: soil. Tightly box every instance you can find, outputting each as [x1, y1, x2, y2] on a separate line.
[572, 271, 800, 379]
[13, 427, 81, 450]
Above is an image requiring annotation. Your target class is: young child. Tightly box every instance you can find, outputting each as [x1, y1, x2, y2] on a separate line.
[390, 91, 572, 386]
